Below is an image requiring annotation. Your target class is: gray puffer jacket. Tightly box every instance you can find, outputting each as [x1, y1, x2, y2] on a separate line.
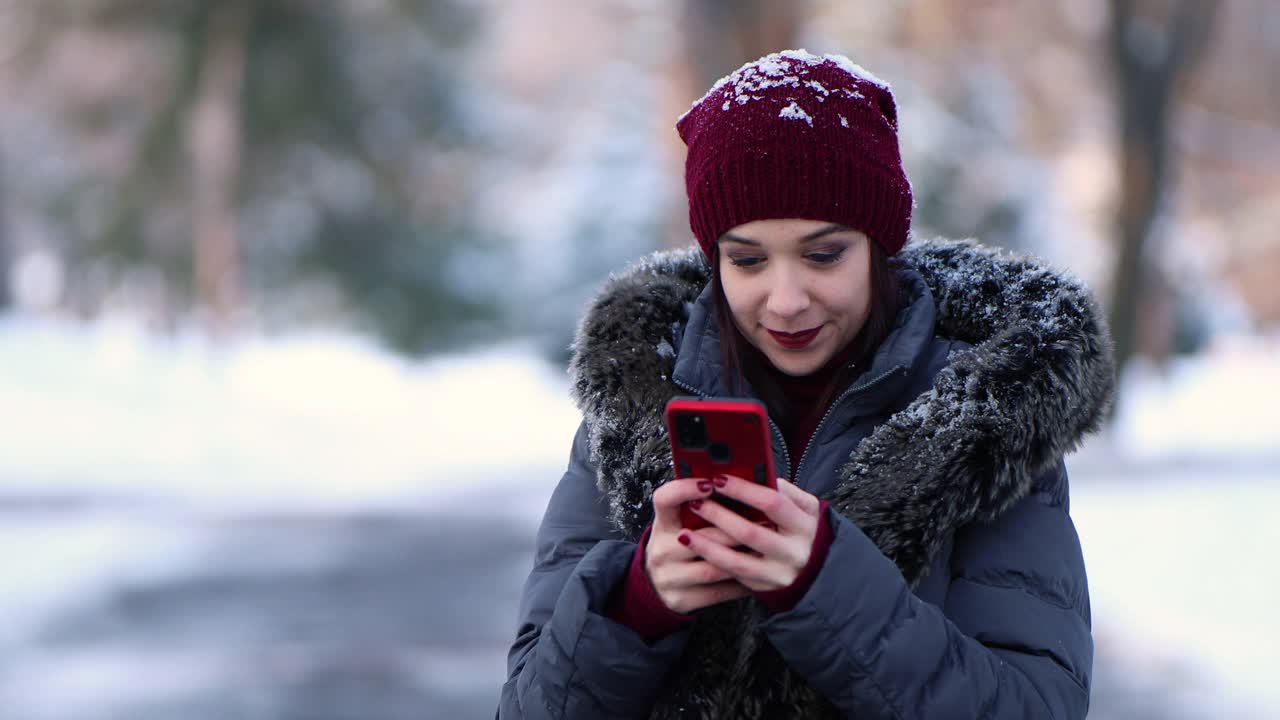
[499, 239, 1115, 719]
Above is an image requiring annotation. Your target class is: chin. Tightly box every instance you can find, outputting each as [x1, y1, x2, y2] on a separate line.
[764, 350, 826, 377]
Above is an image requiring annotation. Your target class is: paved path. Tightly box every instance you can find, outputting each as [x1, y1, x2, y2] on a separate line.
[0, 506, 535, 720]
[0, 497, 1261, 720]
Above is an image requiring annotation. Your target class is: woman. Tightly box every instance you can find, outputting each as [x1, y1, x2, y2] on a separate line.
[499, 50, 1113, 719]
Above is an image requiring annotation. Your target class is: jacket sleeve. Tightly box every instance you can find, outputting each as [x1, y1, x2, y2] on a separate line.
[498, 421, 692, 719]
[760, 460, 1091, 719]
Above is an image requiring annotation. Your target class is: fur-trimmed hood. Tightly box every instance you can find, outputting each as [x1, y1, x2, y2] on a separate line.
[564, 238, 1114, 719]
[569, 239, 1113, 554]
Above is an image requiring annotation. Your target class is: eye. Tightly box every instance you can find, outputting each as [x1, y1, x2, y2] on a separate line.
[728, 255, 764, 268]
[806, 249, 844, 264]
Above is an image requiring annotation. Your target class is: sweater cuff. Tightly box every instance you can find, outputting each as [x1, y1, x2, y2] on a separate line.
[755, 500, 835, 613]
[606, 524, 695, 642]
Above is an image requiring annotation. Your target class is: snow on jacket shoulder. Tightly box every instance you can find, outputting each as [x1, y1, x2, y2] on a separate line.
[499, 239, 1114, 719]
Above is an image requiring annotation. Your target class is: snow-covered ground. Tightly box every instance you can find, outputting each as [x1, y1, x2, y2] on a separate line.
[1074, 475, 1280, 718]
[1109, 335, 1280, 464]
[0, 314, 580, 513]
[1, 315, 1278, 717]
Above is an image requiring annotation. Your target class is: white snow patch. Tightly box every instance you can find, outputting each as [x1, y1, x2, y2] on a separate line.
[805, 80, 830, 100]
[683, 49, 888, 116]
[822, 52, 891, 89]
[750, 53, 796, 78]
[779, 102, 813, 126]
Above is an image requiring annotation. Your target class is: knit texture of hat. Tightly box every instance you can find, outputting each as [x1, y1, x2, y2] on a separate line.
[677, 50, 913, 259]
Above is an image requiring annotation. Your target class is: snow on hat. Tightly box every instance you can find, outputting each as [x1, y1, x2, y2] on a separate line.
[677, 50, 913, 259]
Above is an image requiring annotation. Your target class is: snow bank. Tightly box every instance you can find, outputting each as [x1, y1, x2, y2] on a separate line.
[2, 315, 1276, 506]
[0, 315, 579, 513]
[1113, 335, 1280, 463]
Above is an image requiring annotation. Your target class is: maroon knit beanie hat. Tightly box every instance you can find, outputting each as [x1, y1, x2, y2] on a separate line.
[677, 50, 913, 259]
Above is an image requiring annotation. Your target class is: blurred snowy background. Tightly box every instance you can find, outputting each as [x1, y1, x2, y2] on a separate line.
[0, 1, 1277, 718]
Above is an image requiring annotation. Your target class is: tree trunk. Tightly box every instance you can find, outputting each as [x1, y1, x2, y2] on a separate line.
[0, 154, 10, 311]
[1106, 0, 1216, 382]
[681, 0, 807, 91]
[189, 1, 252, 340]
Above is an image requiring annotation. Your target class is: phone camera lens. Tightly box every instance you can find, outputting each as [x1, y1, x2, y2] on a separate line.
[675, 413, 708, 448]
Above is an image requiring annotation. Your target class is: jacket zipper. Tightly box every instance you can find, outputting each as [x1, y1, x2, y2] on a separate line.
[790, 365, 905, 485]
[672, 377, 793, 480]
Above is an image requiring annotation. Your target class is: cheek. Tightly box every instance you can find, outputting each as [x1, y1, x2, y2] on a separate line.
[720, 278, 755, 322]
[726, 293, 756, 333]
[855, 282, 873, 316]
[825, 278, 872, 326]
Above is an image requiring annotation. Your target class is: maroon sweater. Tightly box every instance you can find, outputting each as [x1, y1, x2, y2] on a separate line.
[606, 341, 857, 641]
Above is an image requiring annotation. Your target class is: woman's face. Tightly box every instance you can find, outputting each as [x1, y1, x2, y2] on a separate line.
[718, 218, 873, 377]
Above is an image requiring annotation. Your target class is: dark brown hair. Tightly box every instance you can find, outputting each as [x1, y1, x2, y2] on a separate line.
[711, 236, 901, 430]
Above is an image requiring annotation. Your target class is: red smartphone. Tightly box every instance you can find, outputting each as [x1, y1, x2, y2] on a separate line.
[664, 396, 779, 530]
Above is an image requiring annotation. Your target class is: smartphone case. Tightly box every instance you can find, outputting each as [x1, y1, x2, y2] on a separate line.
[664, 396, 779, 530]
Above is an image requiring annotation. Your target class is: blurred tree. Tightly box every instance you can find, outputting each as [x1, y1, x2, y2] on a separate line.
[190, 1, 250, 340]
[904, 74, 1050, 256]
[11, 0, 496, 354]
[0, 155, 9, 311]
[1106, 0, 1217, 378]
[681, 0, 807, 94]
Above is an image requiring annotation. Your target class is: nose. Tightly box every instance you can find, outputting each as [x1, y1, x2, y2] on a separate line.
[765, 267, 810, 319]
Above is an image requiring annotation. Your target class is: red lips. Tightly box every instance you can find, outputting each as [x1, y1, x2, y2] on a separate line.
[767, 327, 820, 349]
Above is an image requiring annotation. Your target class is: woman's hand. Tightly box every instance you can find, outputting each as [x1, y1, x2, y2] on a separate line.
[646, 477, 753, 614]
[682, 475, 823, 592]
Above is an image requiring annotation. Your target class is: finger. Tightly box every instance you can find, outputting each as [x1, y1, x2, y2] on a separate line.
[684, 531, 782, 588]
[776, 477, 822, 516]
[676, 579, 753, 613]
[655, 522, 734, 566]
[687, 494, 790, 560]
[710, 474, 810, 533]
[656, 523, 746, 571]
[651, 477, 715, 532]
[652, 558, 735, 591]
[691, 525, 738, 547]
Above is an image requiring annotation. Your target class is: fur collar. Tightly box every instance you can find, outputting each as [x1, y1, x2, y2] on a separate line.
[566, 238, 1114, 718]
[569, 239, 1113, 558]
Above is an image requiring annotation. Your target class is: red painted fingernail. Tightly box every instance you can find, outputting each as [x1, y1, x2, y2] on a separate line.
[677, 533, 691, 546]
[697, 480, 714, 493]
[714, 475, 728, 487]
[689, 499, 703, 510]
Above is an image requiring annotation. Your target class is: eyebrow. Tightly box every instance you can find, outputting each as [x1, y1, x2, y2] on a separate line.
[718, 223, 851, 247]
